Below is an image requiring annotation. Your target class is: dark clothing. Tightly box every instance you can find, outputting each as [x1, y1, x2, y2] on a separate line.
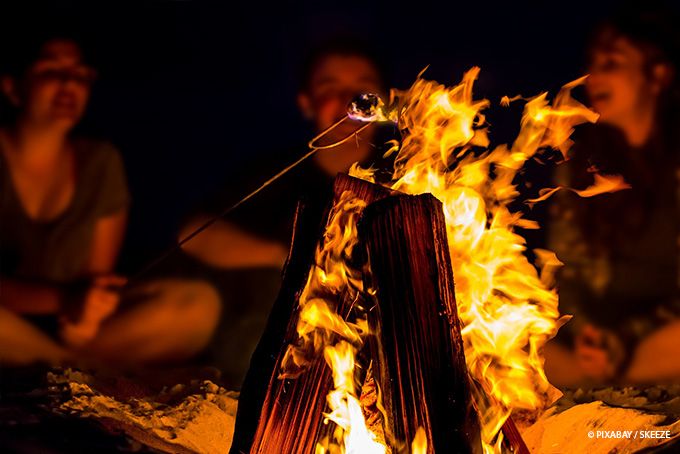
[218, 157, 336, 245]
[549, 123, 680, 342]
[198, 127, 397, 246]
[0, 138, 130, 284]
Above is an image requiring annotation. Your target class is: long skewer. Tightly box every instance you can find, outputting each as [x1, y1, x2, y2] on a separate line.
[130, 116, 372, 282]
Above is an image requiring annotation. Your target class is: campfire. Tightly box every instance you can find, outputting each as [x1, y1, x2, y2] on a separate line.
[41, 68, 680, 454]
[229, 68, 623, 454]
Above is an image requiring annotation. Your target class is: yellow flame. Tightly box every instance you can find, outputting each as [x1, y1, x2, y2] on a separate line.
[526, 171, 631, 207]
[281, 192, 367, 376]
[322, 341, 386, 454]
[281, 191, 386, 453]
[411, 427, 427, 454]
[352, 68, 602, 451]
[291, 67, 617, 454]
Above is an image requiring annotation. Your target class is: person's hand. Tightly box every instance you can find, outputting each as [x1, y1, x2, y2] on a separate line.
[574, 323, 618, 382]
[60, 275, 126, 348]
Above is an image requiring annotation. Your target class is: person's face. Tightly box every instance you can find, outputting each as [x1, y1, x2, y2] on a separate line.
[298, 54, 383, 137]
[586, 37, 662, 125]
[9, 39, 95, 130]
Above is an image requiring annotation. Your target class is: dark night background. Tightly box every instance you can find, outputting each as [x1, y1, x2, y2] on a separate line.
[0, 0, 670, 273]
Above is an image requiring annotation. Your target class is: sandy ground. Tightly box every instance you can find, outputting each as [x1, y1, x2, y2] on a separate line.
[520, 386, 680, 454]
[51, 369, 680, 453]
[50, 369, 238, 454]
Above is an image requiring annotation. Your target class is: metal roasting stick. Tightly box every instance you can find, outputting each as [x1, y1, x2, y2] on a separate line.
[127, 116, 373, 285]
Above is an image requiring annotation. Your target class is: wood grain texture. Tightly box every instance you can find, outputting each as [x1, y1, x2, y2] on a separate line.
[230, 175, 392, 454]
[360, 194, 482, 454]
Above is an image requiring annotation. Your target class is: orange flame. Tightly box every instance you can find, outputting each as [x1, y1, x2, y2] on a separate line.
[281, 192, 368, 377]
[526, 173, 631, 207]
[411, 427, 427, 454]
[320, 341, 386, 454]
[281, 191, 386, 453]
[352, 68, 602, 451]
[288, 67, 619, 454]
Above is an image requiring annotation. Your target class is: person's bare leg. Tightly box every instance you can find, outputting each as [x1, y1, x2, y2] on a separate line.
[625, 320, 680, 383]
[543, 340, 587, 388]
[83, 279, 221, 366]
[0, 306, 70, 365]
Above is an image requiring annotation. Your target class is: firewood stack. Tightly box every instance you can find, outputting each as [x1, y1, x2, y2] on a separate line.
[230, 174, 486, 453]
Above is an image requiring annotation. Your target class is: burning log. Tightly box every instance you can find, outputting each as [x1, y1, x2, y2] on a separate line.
[228, 199, 320, 454]
[231, 174, 522, 453]
[359, 193, 482, 453]
[230, 175, 393, 454]
[502, 418, 529, 454]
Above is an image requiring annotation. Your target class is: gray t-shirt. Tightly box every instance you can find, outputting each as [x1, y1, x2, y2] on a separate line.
[0, 138, 130, 284]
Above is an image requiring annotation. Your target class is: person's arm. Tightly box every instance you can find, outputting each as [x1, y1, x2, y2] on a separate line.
[59, 144, 129, 346]
[179, 216, 288, 269]
[87, 209, 128, 275]
[61, 210, 127, 347]
[0, 278, 62, 314]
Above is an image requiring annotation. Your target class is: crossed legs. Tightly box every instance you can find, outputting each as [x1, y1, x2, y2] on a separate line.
[0, 279, 221, 368]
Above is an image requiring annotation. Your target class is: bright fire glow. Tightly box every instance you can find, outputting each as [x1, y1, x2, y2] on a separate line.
[285, 67, 624, 454]
[411, 427, 428, 454]
[282, 191, 385, 454]
[320, 341, 386, 454]
[352, 68, 611, 451]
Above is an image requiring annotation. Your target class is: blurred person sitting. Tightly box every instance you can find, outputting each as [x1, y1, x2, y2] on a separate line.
[178, 38, 394, 385]
[544, 8, 680, 387]
[180, 37, 393, 268]
[0, 32, 221, 367]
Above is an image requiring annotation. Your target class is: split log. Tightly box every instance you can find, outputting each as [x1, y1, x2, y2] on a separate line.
[229, 197, 321, 454]
[359, 194, 483, 454]
[230, 174, 392, 454]
[502, 418, 529, 454]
